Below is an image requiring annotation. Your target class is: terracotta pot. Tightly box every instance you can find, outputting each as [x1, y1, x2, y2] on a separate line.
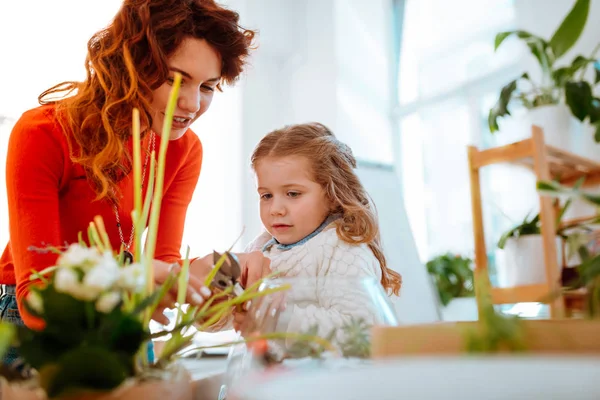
[0, 377, 45, 400]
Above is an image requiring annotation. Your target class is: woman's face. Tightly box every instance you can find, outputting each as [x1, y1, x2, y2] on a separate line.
[150, 37, 221, 140]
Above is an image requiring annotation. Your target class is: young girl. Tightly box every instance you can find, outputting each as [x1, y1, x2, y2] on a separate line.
[237, 122, 402, 344]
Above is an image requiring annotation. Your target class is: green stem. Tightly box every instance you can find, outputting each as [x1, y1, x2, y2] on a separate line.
[132, 108, 143, 262]
[176, 247, 191, 325]
[144, 74, 181, 298]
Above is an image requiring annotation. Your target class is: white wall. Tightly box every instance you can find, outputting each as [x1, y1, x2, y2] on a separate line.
[239, 0, 439, 324]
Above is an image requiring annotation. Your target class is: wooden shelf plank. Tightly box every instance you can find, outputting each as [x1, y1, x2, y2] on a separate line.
[491, 284, 552, 304]
[546, 145, 600, 171]
[471, 139, 533, 169]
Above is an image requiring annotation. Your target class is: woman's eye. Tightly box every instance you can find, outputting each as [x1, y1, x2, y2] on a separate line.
[166, 77, 184, 86]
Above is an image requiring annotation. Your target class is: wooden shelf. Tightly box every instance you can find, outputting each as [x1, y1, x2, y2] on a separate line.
[471, 137, 600, 187]
[491, 284, 551, 305]
[467, 125, 600, 319]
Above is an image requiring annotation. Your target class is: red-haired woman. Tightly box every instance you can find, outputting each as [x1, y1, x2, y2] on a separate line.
[0, 0, 269, 365]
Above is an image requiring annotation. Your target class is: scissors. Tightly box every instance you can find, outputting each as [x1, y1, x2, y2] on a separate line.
[210, 251, 245, 297]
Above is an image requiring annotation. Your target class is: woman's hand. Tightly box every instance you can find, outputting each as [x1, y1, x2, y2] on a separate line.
[151, 251, 271, 326]
[151, 259, 212, 324]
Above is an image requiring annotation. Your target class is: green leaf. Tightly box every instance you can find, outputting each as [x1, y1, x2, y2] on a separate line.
[41, 347, 128, 398]
[589, 98, 600, 124]
[552, 66, 573, 86]
[489, 78, 519, 133]
[595, 122, 600, 143]
[16, 327, 71, 369]
[494, 31, 515, 50]
[565, 81, 593, 121]
[494, 31, 554, 70]
[549, 0, 590, 59]
[0, 323, 14, 360]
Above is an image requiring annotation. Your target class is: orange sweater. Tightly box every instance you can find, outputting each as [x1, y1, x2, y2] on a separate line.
[0, 105, 203, 328]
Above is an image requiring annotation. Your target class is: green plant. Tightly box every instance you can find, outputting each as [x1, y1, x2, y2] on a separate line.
[426, 253, 474, 307]
[463, 269, 526, 353]
[5, 74, 289, 398]
[489, 0, 600, 140]
[497, 177, 584, 249]
[537, 179, 600, 318]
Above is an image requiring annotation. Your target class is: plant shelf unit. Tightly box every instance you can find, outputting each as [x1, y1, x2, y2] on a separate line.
[467, 125, 600, 319]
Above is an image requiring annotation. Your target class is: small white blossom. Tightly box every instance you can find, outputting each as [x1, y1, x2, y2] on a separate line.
[118, 263, 146, 292]
[54, 267, 98, 301]
[82, 253, 119, 294]
[95, 291, 121, 313]
[54, 268, 80, 294]
[26, 291, 44, 314]
[58, 244, 102, 269]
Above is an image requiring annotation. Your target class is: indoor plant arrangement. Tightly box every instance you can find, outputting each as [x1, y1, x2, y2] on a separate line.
[495, 180, 590, 288]
[0, 74, 290, 400]
[488, 0, 600, 152]
[425, 253, 475, 321]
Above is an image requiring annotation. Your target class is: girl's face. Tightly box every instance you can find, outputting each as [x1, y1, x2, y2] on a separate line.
[150, 37, 221, 140]
[255, 155, 332, 245]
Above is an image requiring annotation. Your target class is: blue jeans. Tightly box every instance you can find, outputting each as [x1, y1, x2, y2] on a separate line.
[0, 285, 155, 365]
[0, 284, 28, 372]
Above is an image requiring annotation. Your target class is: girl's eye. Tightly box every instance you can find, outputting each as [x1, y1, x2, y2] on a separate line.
[260, 193, 272, 200]
[201, 85, 215, 92]
[287, 191, 301, 198]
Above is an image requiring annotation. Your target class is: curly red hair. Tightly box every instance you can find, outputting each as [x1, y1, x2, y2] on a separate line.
[251, 123, 402, 296]
[40, 0, 255, 202]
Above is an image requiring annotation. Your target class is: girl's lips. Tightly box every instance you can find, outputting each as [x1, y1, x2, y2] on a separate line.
[272, 224, 291, 230]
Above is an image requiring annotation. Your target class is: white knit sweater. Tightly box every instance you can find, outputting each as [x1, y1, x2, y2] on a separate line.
[245, 224, 384, 345]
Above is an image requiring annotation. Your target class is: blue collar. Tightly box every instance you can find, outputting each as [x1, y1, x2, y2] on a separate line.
[262, 214, 342, 252]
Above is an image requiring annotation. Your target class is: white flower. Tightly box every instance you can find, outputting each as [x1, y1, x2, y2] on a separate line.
[26, 291, 43, 314]
[82, 251, 119, 294]
[95, 291, 121, 313]
[58, 244, 101, 270]
[54, 268, 80, 294]
[117, 263, 146, 292]
[54, 267, 97, 301]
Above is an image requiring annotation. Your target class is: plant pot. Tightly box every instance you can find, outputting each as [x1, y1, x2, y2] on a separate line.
[440, 297, 477, 322]
[496, 105, 577, 151]
[58, 364, 193, 400]
[0, 377, 45, 400]
[572, 119, 600, 161]
[495, 235, 562, 288]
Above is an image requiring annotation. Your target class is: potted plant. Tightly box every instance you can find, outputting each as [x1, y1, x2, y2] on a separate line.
[425, 253, 476, 321]
[495, 179, 588, 288]
[0, 74, 290, 400]
[488, 0, 600, 158]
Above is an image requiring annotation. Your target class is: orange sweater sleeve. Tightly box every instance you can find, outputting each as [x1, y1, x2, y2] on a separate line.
[154, 133, 203, 263]
[5, 109, 68, 330]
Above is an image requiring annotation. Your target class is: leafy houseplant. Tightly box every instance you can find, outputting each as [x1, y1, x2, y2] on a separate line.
[537, 179, 600, 317]
[497, 177, 585, 251]
[489, 0, 600, 141]
[425, 253, 474, 307]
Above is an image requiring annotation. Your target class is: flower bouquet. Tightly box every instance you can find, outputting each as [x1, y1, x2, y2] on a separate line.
[0, 74, 289, 400]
